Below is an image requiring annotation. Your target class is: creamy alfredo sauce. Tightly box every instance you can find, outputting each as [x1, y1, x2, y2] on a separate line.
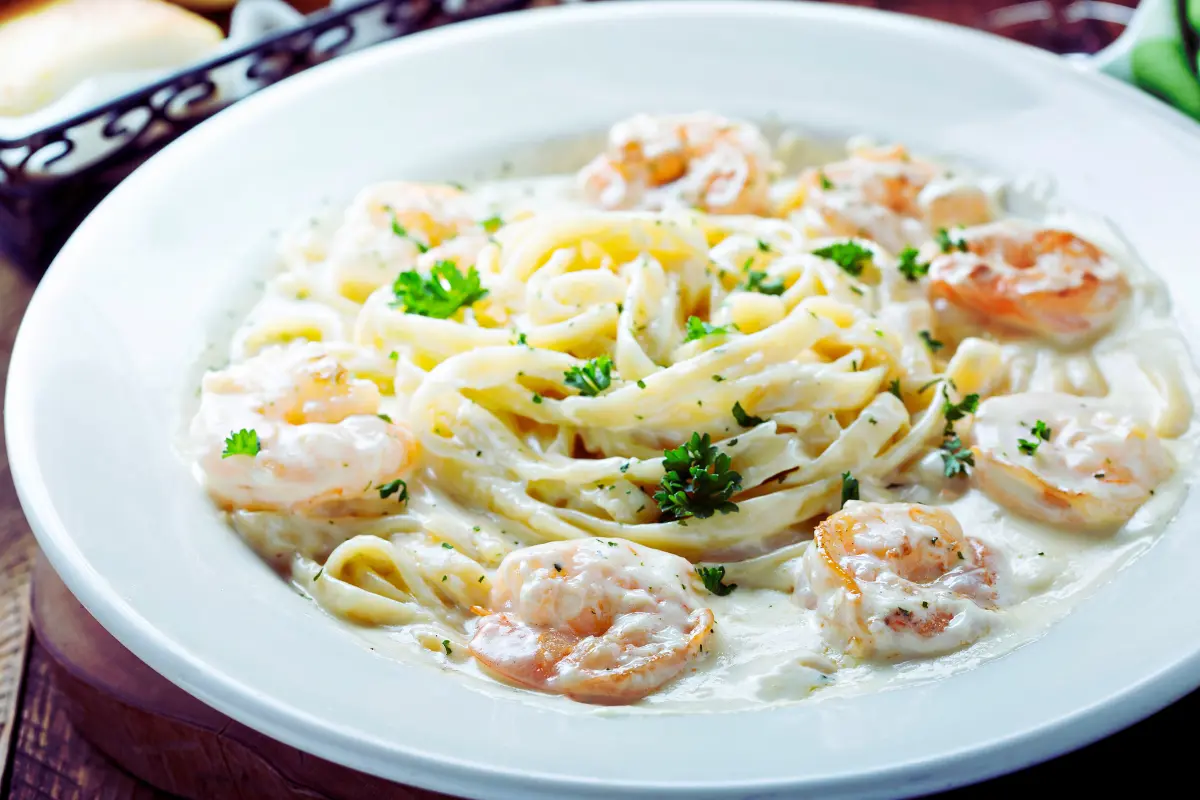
[187, 123, 1199, 713]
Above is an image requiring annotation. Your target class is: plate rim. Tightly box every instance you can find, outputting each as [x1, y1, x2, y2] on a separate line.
[8, 2, 1200, 798]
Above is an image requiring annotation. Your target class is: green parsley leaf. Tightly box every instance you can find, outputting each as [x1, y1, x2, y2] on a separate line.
[442, 639, 452, 655]
[936, 227, 968, 253]
[388, 211, 429, 253]
[741, 270, 786, 295]
[378, 478, 408, 502]
[1018, 420, 1052, 456]
[221, 429, 260, 458]
[479, 214, 504, 233]
[887, 378, 903, 399]
[563, 355, 614, 397]
[441, 542, 454, 549]
[919, 330, 944, 353]
[654, 432, 742, 520]
[391, 260, 488, 319]
[684, 316, 733, 342]
[940, 436, 975, 478]
[896, 247, 930, 282]
[636, 379, 647, 389]
[756, 239, 771, 253]
[377, 413, 393, 423]
[818, 172, 834, 190]
[812, 241, 873, 277]
[840, 471, 860, 507]
[696, 565, 738, 596]
[1032, 420, 1052, 441]
[1017, 438, 1039, 456]
[942, 393, 980, 433]
[732, 401, 765, 428]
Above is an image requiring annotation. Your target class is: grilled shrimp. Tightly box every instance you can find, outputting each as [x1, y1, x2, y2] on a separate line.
[782, 144, 993, 252]
[971, 393, 1173, 531]
[469, 538, 715, 705]
[326, 181, 487, 303]
[795, 502, 999, 659]
[191, 341, 416, 514]
[578, 112, 772, 215]
[927, 220, 1130, 344]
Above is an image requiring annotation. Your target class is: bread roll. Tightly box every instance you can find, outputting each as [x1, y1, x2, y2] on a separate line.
[0, 0, 224, 117]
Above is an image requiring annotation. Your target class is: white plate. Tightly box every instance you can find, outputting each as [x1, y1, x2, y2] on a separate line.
[8, 3, 1200, 798]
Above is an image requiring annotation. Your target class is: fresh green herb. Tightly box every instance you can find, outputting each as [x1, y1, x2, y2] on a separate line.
[391, 260, 488, 318]
[756, 239, 771, 253]
[742, 270, 786, 295]
[636, 379, 647, 389]
[532, 393, 543, 404]
[812, 241, 873, 277]
[896, 247, 930, 282]
[936, 227, 968, 253]
[654, 432, 742, 520]
[442, 640, 452, 655]
[564, 355, 614, 397]
[849, 285, 865, 296]
[388, 351, 399, 360]
[840, 471, 860, 507]
[919, 330, 944, 353]
[314, 568, 323, 581]
[818, 172, 834, 190]
[1018, 420, 1052, 456]
[388, 211, 429, 253]
[479, 214, 504, 233]
[888, 379, 903, 399]
[696, 565, 738, 596]
[221, 429, 260, 458]
[378, 478, 408, 502]
[1031, 420, 1052, 441]
[684, 316, 732, 342]
[939, 436, 975, 478]
[515, 332, 529, 347]
[712, 374, 725, 382]
[922, 601, 929, 608]
[732, 401, 764, 428]
[941, 393, 980, 432]
[377, 413, 393, 423]
[441, 542, 454, 549]
[1017, 438, 1039, 456]
[917, 378, 944, 394]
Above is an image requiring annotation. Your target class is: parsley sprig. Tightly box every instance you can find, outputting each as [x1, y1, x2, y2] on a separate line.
[684, 316, 733, 342]
[919, 330, 944, 353]
[654, 433, 742, 520]
[741, 270, 785, 295]
[696, 565, 738, 596]
[563, 356, 614, 397]
[378, 479, 408, 502]
[938, 392, 981, 478]
[222, 429, 260, 458]
[936, 227, 969, 253]
[391, 260, 488, 319]
[1018, 419, 1052, 456]
[897, 247, 930, 282]
[812, 241, 873, 277]
[732, 401, 764, 428]
[840, 471, 860, 507]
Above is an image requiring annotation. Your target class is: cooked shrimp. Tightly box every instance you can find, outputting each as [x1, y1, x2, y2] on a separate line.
[971, 393, 1172, 531]
[782, 144, 992, 252]
[469, 538, 714, 705]
[326, 181, 487, 303]
[191, 341, 416, 514]
[927, 220, 1130, 344]
[794, 502, 998, 659]
[578, 113, 771, 215]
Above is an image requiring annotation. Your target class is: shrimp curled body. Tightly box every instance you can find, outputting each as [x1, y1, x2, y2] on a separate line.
[971, 393, 1172, 531]
[579, 113, 772, 215]
[927, 220, 1130, 344]
[469, 538, 714, 705]
[795, 502, 999, 659]
[191, 341, 415, 514]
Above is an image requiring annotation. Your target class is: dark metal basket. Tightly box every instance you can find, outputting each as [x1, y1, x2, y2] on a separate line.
[0, 0, 536, 275]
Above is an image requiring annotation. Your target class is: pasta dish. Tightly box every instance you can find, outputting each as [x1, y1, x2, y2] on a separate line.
[187, 113, 1197, 708]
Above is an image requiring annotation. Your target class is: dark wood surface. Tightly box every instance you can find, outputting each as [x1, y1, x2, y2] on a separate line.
[0, 2, 1186, 798]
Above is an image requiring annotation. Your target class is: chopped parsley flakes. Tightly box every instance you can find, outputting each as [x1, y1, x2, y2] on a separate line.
[378, 478, 408, 502]
[1018, 419, 1052, 456]
[221, 428, 260, 458]
[812, 241, 873, 277]
[654, 433, 742, 520]
[732, 401, 765, 428]
[936, 227, 969, 253]
[896, 247, 930, 282]
[684, 316, 733, 342]
[940, 436, 975, 478]
[840, 471, 860, 507]
[391, 260, 488, 318]
[388, 210, 429, 253]
[742, 270, 786, 295]
[919, 330, 944, 353]
[696, 565, 738, 596]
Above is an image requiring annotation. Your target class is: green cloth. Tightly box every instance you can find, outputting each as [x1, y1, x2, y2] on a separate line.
[1115, 0, 1200, 119]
